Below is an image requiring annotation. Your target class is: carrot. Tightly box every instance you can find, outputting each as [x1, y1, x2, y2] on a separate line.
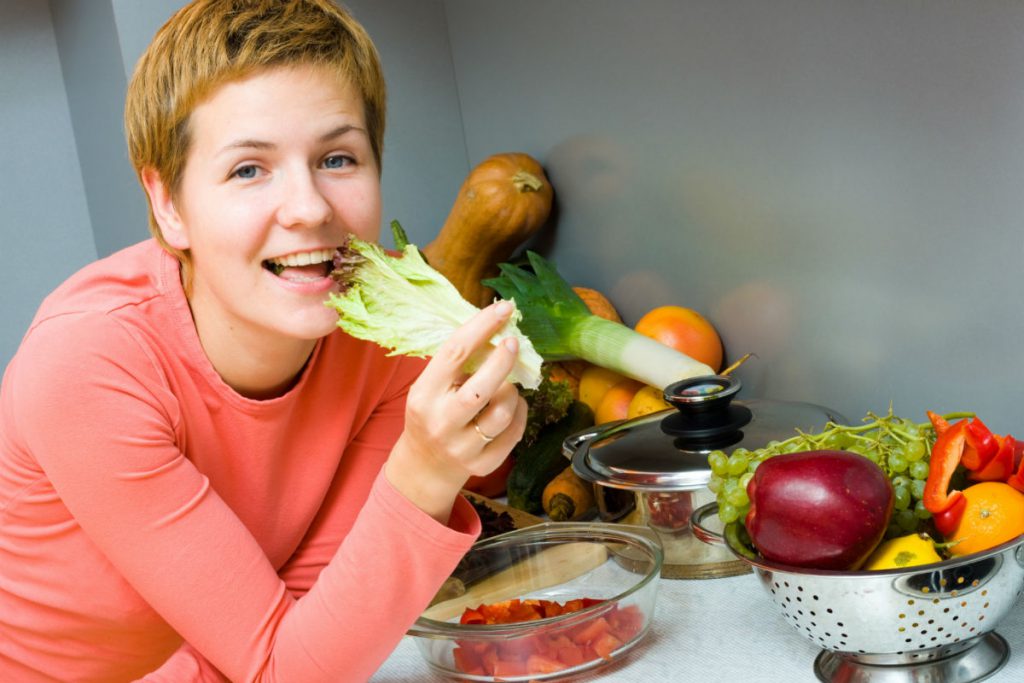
[541, 465, 596, 521]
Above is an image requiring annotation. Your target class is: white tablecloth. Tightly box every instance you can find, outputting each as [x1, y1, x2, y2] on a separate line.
[372, 571, 1024, 682]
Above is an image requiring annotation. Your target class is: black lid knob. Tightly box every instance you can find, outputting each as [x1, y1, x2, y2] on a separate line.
[660, 375, 752, 441]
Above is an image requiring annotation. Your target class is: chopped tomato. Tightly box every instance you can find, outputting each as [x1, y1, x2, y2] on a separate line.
[591, 632, 624, 660]
[526, 653, 567, 674]
[571, 616, 611, 645]
[492, 659, 529, 677]
[452, 599, 645, 676]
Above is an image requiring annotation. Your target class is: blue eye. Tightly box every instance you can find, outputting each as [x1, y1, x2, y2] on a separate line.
[233, 165, 258, 179]
[323, 155, 352, 169]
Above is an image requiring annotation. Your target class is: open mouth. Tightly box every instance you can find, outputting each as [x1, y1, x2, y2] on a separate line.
[263, 248, 338, 281]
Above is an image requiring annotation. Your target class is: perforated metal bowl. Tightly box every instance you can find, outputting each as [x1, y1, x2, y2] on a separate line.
[691, 502, 1024, 683]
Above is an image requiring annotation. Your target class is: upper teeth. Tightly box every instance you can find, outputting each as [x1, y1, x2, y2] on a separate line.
[266, 248, 335, 268]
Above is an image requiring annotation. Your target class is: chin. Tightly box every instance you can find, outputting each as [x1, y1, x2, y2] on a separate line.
[279, 310, 342, 342]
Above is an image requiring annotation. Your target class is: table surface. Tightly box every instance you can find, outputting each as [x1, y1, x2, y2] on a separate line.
[372, 569, 1024, 682]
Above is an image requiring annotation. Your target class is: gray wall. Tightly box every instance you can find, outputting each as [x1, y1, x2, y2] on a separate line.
[0, 1, 98, 366]
[4, 0, 1023, 433]
[445, 0, 1024, 433]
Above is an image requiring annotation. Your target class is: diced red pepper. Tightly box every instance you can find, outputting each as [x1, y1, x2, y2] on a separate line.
[459, 608, 486, 625]
[969, 435, 1016, 482]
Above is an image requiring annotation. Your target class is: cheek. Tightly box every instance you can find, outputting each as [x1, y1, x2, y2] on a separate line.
[182, 198, 267, 262]
[341, 181, 382, 242]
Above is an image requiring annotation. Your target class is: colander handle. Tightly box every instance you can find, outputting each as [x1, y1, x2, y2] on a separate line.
[689, 502, 726, 547]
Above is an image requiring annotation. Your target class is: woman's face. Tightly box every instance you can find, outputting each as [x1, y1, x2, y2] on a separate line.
[165, 64, 381, 351]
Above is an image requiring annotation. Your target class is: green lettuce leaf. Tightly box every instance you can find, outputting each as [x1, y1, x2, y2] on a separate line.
[325, 236, 543, 389]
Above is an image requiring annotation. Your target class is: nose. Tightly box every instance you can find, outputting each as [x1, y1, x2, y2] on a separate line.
[276, 168, 333, 229]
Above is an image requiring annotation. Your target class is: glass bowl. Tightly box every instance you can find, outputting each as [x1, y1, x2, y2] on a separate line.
[407, 522, 663, 682]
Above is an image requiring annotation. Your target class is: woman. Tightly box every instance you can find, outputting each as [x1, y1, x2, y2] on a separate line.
[0, 1, 526, 680]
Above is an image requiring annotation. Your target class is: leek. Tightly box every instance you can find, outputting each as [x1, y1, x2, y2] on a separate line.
[325, 235, 543, 389]
[483, 252, 714, 389]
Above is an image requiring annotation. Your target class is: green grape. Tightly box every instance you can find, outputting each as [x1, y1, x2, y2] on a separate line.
[708, 451, 729, 476]
[719, 502, 740, 524]
[893, 486, 911, 511]
[726, 486, 749, 508]
[910, 478, 926, 500]
[859, 447, 881, 465]
[739, 472, 754, 490]
[892, 475, 911, 490]
[896, 509, 917, 532]
[909, 460, 929, 481]
[914, 499, 932, 519]
[904, 439, 927, 462]
[888, 453, 908, 473]
[708, 476, 722, 493]
[727, 450, 750, 476]
[821, 430, 852, 450]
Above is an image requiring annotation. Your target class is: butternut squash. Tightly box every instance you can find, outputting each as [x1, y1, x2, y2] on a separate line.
[423, 153, 553, 307]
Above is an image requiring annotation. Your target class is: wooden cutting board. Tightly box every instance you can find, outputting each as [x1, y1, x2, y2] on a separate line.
[426, 492, 607, 621]
[460, 490, 545, 531]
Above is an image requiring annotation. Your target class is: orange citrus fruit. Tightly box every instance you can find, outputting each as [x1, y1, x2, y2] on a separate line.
[634, 305, 724, 373]
[946, 482, 1024, 556]
[573, 286, 622, 323]
[626, 385, 671, 419]
[578, 365, 628, 415]
[594, 379, 643, 425]
[543, 362, 580, 400]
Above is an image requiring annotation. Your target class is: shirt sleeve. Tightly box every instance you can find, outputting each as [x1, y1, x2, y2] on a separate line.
[15, 314, 478, 682]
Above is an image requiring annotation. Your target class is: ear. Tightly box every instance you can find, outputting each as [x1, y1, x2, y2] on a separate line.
[140, 168, 190, 251]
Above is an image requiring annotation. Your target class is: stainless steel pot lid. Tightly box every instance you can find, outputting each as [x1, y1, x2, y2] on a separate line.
[567, 375, 847, 492]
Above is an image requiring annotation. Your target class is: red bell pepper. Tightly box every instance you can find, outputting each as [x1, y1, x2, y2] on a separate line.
[969, 434, 1016, 482]
[1007, 440, 1024, 492]
[922, 417, 967, 531]
[931, 493, 966, 536]
[961, 417, 999, 471]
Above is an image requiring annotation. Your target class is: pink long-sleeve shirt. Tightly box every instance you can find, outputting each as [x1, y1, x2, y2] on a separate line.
[0, 239, 480, 682]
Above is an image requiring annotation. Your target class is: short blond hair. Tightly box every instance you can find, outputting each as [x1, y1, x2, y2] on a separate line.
[125, 0, 386, 283]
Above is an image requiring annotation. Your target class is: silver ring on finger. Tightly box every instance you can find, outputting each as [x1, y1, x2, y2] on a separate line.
[472, 417, 497, 444]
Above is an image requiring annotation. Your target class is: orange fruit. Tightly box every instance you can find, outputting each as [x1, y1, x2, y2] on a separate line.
[573, 287, 622, 323]
[594, 379, 643, 425]
[634, 305, 724, 372]
[627, 385, 671, 419]
[543, 362, 580, 400]
[578, 365, 628, 415]
[946, 482, 1024, 556]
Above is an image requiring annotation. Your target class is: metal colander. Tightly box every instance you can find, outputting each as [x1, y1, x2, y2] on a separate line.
[691, 502, 1024, 683]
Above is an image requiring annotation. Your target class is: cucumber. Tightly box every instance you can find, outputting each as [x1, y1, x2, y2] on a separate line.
[506, 401, 594, 513]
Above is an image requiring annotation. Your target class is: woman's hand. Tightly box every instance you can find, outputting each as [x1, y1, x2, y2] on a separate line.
[384, 301, 528, 523]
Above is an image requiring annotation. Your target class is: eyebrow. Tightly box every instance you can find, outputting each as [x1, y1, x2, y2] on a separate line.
[217, 125, 366, 156]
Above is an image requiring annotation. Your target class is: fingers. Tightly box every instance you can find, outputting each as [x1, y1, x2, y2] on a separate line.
[417, 301, 520, 416]
[469, 381, 522, 445]
[464, 391, 528, 476]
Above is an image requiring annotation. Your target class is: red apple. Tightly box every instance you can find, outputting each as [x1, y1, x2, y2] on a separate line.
[745, 450, 894, 570]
